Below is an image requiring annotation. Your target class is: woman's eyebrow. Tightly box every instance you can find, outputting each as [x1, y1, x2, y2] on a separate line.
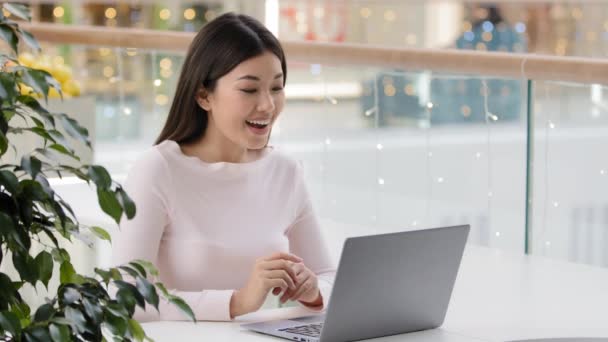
[236, 73, 283, 81]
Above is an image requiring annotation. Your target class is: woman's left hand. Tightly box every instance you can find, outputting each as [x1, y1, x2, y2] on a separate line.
[275, 262, 321, 305]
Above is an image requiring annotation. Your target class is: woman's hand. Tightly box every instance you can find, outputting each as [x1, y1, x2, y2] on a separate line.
[278, 262, 322, 307]
[230, 252, 301, 318]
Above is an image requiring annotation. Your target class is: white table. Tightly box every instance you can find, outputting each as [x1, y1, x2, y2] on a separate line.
[142, 246, 608, 342]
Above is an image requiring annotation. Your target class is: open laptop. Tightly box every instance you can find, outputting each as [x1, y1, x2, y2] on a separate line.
[242, 224, 470, 342]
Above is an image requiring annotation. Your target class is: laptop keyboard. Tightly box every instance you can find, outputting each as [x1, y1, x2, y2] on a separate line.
[279, 323, 323, 337]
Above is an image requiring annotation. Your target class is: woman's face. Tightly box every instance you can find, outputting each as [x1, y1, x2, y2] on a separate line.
[198, 51, 285, 151]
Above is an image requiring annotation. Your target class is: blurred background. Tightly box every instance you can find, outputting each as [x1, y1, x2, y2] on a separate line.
[1, 2, 607, 300]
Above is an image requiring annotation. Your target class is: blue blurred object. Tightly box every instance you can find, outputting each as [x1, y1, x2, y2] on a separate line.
[360, 5, 527, 126]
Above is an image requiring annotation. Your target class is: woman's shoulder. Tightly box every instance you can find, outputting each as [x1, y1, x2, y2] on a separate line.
[128, 141, 176, 177]
[266, 147, 305, 177]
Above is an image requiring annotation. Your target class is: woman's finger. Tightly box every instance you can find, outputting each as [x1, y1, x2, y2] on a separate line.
[262, 260, 298, 281]
[265, 270, 296, 289]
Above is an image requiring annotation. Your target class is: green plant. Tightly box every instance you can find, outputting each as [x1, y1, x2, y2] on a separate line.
[0, 3, 194, 341]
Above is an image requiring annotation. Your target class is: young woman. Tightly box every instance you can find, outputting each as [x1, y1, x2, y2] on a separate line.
[111, 12, 335, 321]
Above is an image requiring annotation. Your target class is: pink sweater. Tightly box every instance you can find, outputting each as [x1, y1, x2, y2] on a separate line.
[111, 140, 335, 321]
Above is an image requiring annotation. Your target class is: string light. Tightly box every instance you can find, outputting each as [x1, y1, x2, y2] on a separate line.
[384, 10, 396, 22]
[99, 48, 111, 57]
[105, 7, 117, 19]
[159, 8, 171, 20]
[53, 6, 64, 18]
[159, 58, 172, 70]
[103, 66, 114, 78]
[184, 8, 196, 20]
[123, 107, 132, 115]
[154, 79, 162, 87]
[364, 107, 376, 116]
[204, 10, 216, 21]
[155, 94, 169, 105]
[376, 143, 383, 150]
[360, 7, 371, 19]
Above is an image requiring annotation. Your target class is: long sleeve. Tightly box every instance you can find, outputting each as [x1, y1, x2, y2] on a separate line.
[111, 149, 234, 322]
[286, 162, 336, 311]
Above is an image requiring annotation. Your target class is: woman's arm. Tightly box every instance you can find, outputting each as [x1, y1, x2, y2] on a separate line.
[285, 163, 336, 310]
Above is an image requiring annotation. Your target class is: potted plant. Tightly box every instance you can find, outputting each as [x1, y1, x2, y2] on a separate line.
[0, 3, 194, 341]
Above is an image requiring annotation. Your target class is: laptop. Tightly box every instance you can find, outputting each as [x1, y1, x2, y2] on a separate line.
[242, 224, 470, 342]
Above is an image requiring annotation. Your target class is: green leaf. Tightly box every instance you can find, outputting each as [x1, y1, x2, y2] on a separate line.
[88, 165, 111, 190]
[17, 95, 54, 126]
[128, 262, 147, 279]
[168, 296, 196, 322]
[60, 286, 80, 305]
[0, 72, 17, 100]
[34, 303, 55, 322]
[105, 312, 127, 336]
[97, 188, 122, 224]
[21, 68, 50, 100]
[0, 130, 8, 157]
[35, 251, 53, 288]
[35, 174, 55, 198]
[17, 28, 39, 51]
[59, 261, 84, 284]
[24, 326, 52, 341]
[20, 155, 42, 179]
[49, 323, 71, 342]
[128, 319, 145, 341]
[136, 277, 159, 311]
[11, 302, 31, 326]
[64, 306, 87, 335]
[154, 282, 170, 297]
[134, 260, 159, 277]
[0, 24, 18, 54]
[51, 248, 70, 263]
[105, 302, 128, 318]
[90, 226, 111, 243]
[0, 170, 19, 194]
[114, 280, 144, 309]
[3, 3, 31, 21]
[48, 143, 78, 160]
[0, 311, 21, 336]
[118, 265, 140, 279]
[116, 288, 137, 316]
[0, 212, 28, 250]
[94, 267, 112, 285]
[59, 114, 90, 147]
[117, 187, 136, 219]
[82, 297, 103, 325]
[12, 251, 38, 284]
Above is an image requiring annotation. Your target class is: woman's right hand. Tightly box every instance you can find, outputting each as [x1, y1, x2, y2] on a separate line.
[230, 252, 302, 318]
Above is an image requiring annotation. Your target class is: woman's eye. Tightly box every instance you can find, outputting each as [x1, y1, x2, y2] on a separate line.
[241, 89, 257, 94]
[272, 87, 284, 92]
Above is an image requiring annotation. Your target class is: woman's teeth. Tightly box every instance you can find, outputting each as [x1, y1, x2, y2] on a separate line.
[246, 119, 270, 126]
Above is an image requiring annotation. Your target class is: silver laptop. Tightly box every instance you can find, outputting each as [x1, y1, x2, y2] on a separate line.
[242, 224, 470, 342]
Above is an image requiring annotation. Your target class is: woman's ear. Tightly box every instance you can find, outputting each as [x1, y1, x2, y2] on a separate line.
[195, 87, 211, 111]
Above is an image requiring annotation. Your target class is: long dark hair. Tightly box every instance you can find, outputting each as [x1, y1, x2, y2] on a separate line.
[155, 12, 287, 145]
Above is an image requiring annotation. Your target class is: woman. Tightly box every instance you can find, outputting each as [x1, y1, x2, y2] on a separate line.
[112, 12, 335, 321]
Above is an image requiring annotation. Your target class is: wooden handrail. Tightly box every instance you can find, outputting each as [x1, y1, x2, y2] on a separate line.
[22, 22, 608, 85]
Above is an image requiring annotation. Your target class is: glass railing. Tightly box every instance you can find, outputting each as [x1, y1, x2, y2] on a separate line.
[529, 80, 608, 267]
[7, 25, 607, 282]
[22, 0, 608, 58]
